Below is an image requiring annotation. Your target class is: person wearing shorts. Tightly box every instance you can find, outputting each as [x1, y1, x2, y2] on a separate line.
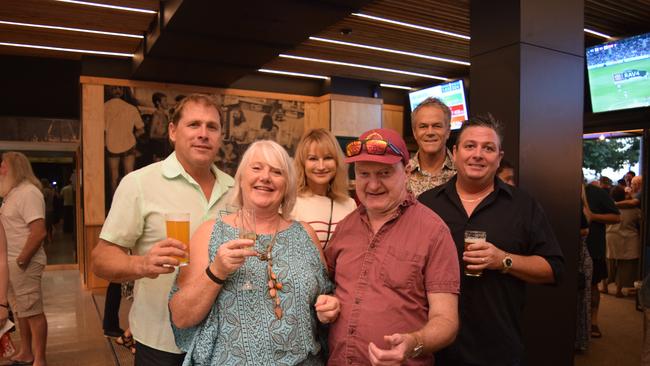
[0, 151, 48, 366]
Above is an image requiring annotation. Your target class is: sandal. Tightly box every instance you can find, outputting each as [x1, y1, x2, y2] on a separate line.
[591, 324, 602, 338]
[115, 333, 136, 354]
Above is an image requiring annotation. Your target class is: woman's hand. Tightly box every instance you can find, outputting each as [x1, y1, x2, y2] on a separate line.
[315, 294, 340, 324]
[209, 239, 257, 280]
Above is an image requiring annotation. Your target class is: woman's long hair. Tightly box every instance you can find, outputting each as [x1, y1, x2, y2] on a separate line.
[294, 128, 350, 202]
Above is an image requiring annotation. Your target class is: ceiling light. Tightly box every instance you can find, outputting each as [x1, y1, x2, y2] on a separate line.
[0, 41, 134, 57]
[258, 69, 330, 80]
[584, 28, 611, 39]
[352, 13, 470, 41]
[54, 0, 157, 14]
[0, 20, 143, 39]
[279, 54, 448, 81]
[310, 36, 469, 66]
[380, 83, 413, 90]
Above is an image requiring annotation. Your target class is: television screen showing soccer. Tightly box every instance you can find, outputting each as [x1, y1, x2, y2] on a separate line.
[586, 32, 650, 113]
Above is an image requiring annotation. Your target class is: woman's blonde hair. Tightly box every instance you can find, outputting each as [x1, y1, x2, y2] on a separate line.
[230, 140, 296, 219]
[1, 152, 42, 194]
[294, 128, 350, 202]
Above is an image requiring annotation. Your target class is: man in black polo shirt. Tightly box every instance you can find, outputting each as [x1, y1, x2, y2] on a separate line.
[419, 115, 564, 366]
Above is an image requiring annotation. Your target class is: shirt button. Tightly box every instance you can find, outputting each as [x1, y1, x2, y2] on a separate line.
[355, 298, 360, 304]
[349, 327, 355, 334]
[369, 243, 375, 248]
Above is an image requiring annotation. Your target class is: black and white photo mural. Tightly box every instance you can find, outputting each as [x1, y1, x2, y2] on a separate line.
[102, 84, 305, 203]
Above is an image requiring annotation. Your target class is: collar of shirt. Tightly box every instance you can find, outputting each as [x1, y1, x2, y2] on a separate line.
[434, 175, 514, 215]
[161, 152, 234, 199]
[358, 192, 417, 229]
[407, 149, 455, 176]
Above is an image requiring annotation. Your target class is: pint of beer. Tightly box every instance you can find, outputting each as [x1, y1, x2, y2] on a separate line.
[166, 213, 190, 266]
[464, 230, 487, 277]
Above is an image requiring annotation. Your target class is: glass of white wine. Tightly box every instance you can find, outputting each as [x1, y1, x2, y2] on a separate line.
[237, 207, 256, 290]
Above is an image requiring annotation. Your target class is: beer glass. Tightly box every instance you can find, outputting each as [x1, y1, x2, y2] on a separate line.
[166, 213, 190, 266]
[464, 230, 486, 277]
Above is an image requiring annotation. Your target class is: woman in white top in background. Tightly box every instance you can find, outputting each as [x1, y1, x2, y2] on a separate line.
[292, 129, 356, 249]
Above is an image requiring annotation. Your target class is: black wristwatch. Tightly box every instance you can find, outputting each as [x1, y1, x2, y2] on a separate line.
[205, 266, 227, 285]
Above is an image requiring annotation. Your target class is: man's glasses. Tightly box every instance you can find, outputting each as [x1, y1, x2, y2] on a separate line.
[346, 138, 403, 158]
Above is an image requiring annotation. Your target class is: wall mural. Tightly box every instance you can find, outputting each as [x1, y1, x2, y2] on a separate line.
[103, 85, 305, 200]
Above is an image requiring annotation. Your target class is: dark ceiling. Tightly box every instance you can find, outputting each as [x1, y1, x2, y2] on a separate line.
[0, 0, 649, 88]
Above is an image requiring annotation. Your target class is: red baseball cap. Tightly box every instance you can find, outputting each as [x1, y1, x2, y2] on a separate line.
[344, 128, 410, 166]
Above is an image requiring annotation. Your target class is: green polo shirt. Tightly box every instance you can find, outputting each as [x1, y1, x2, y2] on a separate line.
[100, 152, 234, 353]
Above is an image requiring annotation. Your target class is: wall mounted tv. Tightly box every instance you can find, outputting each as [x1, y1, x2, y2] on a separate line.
[586, 32, 650, 113]
[408, 79, 468, 130]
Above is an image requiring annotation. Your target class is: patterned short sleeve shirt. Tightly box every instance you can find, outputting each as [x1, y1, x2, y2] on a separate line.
[406, 149, 456, 197]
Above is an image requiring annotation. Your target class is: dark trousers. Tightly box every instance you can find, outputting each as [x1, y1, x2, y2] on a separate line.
[102, 282, 122, 332]
[135, 342, 185, 366]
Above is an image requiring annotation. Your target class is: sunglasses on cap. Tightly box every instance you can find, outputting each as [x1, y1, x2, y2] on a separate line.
[345, 138, 404, 158]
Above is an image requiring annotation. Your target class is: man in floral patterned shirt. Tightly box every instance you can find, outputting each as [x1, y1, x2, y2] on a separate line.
[407, 97, 456, 197]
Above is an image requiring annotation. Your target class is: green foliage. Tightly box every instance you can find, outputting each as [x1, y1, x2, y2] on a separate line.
[583, 137, 640, 176]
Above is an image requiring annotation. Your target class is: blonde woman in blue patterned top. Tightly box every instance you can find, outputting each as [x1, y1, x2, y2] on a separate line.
[169, 140, 340, 366]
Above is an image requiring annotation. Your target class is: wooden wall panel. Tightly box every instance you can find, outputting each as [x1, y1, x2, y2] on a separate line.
[382, 104, 404, 135]
[84, 225, 108, 289]
[81, 84, 105, 226]
[325, 94, 382, 136]
[304, 102, 328, 132]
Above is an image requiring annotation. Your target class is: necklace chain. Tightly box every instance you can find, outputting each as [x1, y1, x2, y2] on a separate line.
[459, 191, 491, 203]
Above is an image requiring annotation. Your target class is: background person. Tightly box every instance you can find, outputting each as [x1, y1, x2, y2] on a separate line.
[39, 179, 57, 245]
[292, 128, 356, 248]
[585, 177, 620, 338]
[0, 152, 49, 366]
[0, 222, 9, 331]
[169, 140, 339, 365]
[104, 86, 145, 195]
[406, 97, 456, 197]
[60, 175, 75, 234]
[92, 94, 234, 366]
[496, 159, 515, 186]
[606, 185, 641, 298]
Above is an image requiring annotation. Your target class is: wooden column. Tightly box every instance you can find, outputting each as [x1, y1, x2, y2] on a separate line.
[81, 83, 107, 289]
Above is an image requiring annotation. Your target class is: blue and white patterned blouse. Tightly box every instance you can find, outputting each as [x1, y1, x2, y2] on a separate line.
[171, 219, 333, 366]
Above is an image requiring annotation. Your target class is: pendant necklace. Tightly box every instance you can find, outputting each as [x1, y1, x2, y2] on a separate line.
[258, 222, 283, 319]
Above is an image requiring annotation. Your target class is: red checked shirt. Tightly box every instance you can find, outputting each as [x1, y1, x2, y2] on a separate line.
[325, 194, 460, 366]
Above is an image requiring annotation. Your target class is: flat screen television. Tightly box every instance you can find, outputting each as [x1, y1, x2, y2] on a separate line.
[586, 32, 650, 113]
[408, 79, 468, 130]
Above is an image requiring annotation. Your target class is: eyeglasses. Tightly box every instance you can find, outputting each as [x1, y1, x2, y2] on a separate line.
[346, 138, 403, 158]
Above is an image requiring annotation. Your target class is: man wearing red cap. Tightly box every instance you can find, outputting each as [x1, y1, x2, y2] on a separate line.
[324, 128, 460, 365]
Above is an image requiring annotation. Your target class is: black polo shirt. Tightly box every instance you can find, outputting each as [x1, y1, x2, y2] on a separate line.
[419, 176, 564, 366]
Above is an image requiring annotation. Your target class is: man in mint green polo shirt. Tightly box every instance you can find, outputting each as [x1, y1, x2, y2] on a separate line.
[92, 94, 234, 366]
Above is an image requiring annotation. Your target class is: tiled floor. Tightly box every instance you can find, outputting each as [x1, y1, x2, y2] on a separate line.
[574, 284, 643, 366]
[44, 224, 76, 265]
[1, 270, 117, 366]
